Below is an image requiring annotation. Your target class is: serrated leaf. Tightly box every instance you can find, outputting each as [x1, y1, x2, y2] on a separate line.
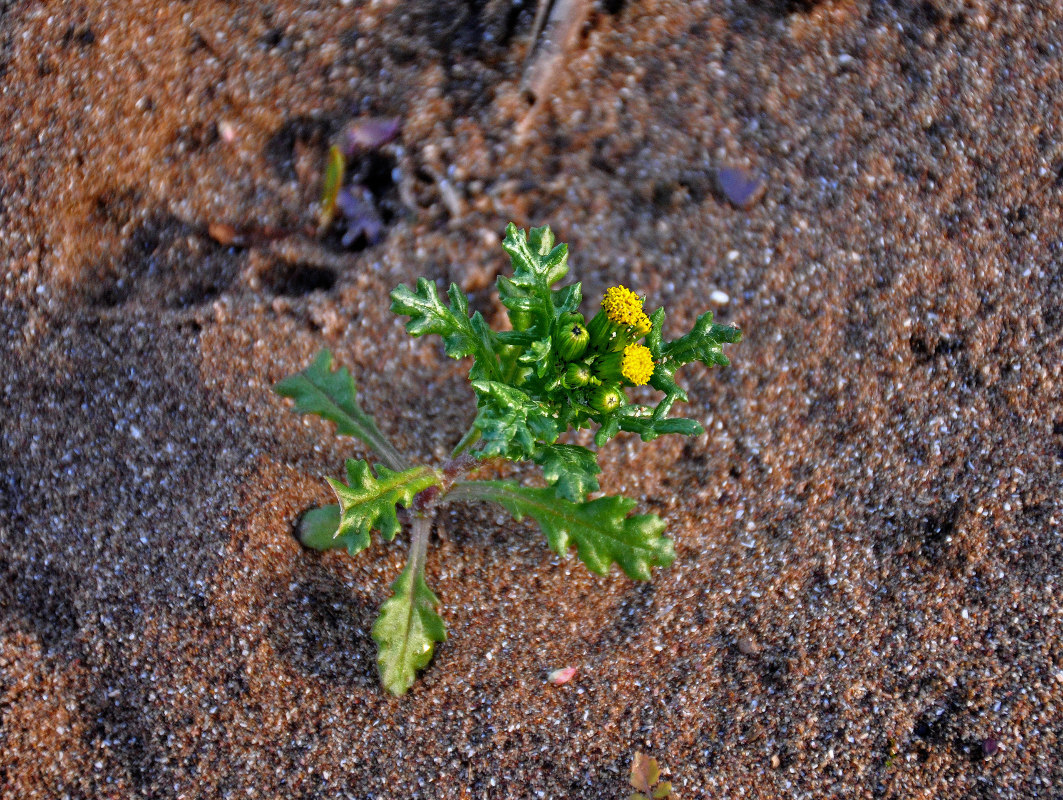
[390, 279, 502, 381]
[372, 557, 446, 696]
[653, 782, 673, 798]
[274, 350, 406, 471]
[498, 224, 571, 334]
[454, 481, 674, 580]
[533, 443, 601, 501]
[518, 336, 554, 378]
[502, 223, 569, 290]
[326, 460, 441, 555]
[472, 380, 560, 459]
[645, 308, 688, 404]
[660, 310, 741, 369]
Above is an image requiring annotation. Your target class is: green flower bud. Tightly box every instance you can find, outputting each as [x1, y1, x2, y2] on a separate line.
[586, 310, 615, 351]
[590, 384, 625, 414]
[554, 313, 589, 361]
[592, 349, 623, 383]
[563, 362, 593, 388]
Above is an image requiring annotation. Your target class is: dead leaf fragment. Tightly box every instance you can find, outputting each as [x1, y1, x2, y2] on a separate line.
[629, 752, 660, 794]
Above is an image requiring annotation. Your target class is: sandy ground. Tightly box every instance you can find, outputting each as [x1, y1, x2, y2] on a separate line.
[1, 0, 1061, 797]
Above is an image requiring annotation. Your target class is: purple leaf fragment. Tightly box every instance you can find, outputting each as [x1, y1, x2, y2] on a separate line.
[337, 186, 385, 246]
[716, 166, 766, 209]
[342, 117, 401, 158]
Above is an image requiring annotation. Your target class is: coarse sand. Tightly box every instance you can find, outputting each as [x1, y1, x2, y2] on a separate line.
[1, 0, 1061, 797]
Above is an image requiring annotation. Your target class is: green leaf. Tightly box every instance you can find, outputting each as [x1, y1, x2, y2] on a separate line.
[372, 557, 446, 696]
[297, 504, 343, 551]
[274, 350, 407, 471]
[653, 782, 673, 798]
[518, 336, 554, 378]
[645, 308, 687, 404]
[660, 310, 742, 370]
[502, 223, 569, 290]
[533, 443, 601, 501]
[497, 224, 571, 335]
[317, 144, 345, 230]
[326, 460, 441, 556]
[617, 406, 704, 442]
[390, 279, 501, 381]
[453, 481, 674, 580]
[471, 380, 561, 460]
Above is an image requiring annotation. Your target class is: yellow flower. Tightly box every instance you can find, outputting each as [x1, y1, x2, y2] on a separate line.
[620, 343, 654, 386]
[631, 311, 652, 339]
[601, 285, 645, 327]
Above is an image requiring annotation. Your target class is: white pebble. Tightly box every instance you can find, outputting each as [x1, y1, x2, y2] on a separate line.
[710, 290, 730, 305]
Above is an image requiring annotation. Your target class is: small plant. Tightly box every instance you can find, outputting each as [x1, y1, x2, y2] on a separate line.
[274, 223, 740, 695]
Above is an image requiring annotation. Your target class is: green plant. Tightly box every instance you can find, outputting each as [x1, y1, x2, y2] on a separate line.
[274, 223, 741, 695]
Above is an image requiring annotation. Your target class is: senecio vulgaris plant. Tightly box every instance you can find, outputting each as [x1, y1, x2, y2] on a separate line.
[275, 224, 741, 695]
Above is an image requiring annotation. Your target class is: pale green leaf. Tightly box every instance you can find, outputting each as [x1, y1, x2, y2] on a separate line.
[297, 504, 343, 551]
[372, 558, 447, 696]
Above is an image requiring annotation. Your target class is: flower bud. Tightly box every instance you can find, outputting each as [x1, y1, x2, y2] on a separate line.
[563, 362, 593, 388]
[554, 313, 590, 361]
[590, 384, 625, 413]
[586, 310, 614, 350]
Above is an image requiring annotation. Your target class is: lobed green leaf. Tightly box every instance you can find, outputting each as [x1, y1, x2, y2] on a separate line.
[659, 310, 742, 370]
[471, 381, 561, 460]
[533, 443, 601, 502]
[390, 279, 502, 381]
[326, 460, 441, 556]
[273, 349, 407, 471]
[454, 481, 674, 581]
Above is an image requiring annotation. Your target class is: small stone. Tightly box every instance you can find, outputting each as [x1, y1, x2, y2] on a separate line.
[208, 223, 246, 247]
[709, 289, 730, 306]
[770, 754, 781, 769]
[982, 737, 1000, 756]
[738, 635, 759, 655]
[716, 167, 766, 209]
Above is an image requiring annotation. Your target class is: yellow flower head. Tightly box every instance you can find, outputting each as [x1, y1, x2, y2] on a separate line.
[631, 311, 652, 339]
[620, 343, 655, 386]
[601, 285, 645, 327]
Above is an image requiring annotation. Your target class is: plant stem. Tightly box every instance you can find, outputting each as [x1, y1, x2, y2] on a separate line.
[368, 429, 411, 473]
[407, 513, 432, 578]
[442, 479, 504, 505]
[450, 425, 482, 458]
